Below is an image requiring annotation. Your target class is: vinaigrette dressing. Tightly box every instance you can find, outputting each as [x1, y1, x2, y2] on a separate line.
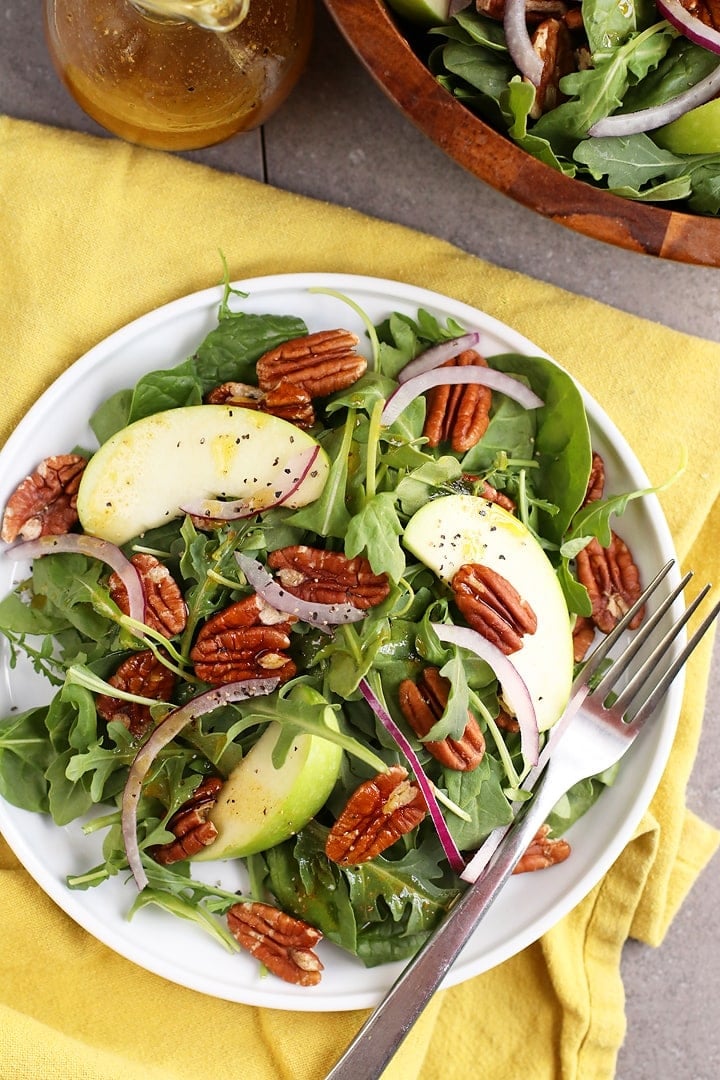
[44, 0, 313, 150]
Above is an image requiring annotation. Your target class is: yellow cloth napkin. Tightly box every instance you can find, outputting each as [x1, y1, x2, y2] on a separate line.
[0, 115, 718, 1080]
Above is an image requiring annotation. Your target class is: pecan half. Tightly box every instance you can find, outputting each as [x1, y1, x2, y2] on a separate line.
[572, 614, 596, 663]
[95, 650, 175, 738]
[476, 0, 576, 21]
[495, 706, 520, 733]
[109, 553, 187, 638]
[452, 563, 538, 654]
[462, 475, 516, 514]
[582, 451, 605, 507]
[398, 667, 485, 771]
[423, 350, 492, 453]
[206, 381, 265, 407]
[267, 546, 390, 611]
[480, 479, 516, 514]
[262, 383, 315, 428]
[1, 454, 86, 543]
[325, 766, 427, 865]
[149, 776, 223, 865]
[205, 380, 315, 429]
[256, 329, 366, 399]
[513, 824, 571, 873]
[530, 18, 576, 120]
[575, 534, 644, 635]
[227, 901, 323, 986]
[681, 0, 720, 32]
[190, 593, 296, 685]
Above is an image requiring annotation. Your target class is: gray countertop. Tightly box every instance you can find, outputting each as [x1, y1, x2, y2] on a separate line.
[2, 2, 719, 1077]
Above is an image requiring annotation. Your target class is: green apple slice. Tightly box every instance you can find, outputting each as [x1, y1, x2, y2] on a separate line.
[654, 98, 720, 155]
[403, 494, 573, 731]
[386, 0, 451, 27]
[76, 405, 329, 545]
[193, 713, 343, 861]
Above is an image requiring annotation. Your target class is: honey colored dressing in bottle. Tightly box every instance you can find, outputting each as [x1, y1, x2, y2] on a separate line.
[44, 0, 313, 150]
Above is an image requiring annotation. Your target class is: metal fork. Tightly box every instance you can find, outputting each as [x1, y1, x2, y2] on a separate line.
[325, 560, 720, 1080]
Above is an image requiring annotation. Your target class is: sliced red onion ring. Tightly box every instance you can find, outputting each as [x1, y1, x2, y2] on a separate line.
[397, 332, 481, 384]
[504, 0, 544, 87]
[235, 551, 366, 631]
[657, 0, 720, 55]
[588, 61, 720, 137]
[357, 677, 466, 874]
[121, 677, 279, 890]
[180, 446, 320, 522]
[381, 366, 543, 428]
[430, 622, 539, 767]
[10, 533, 146, 624]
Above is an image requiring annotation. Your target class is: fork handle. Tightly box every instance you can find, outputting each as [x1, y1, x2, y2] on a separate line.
[325, 767, 567, 1080]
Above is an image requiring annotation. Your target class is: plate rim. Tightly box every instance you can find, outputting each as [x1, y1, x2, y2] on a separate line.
[0, 271, 683, 1011]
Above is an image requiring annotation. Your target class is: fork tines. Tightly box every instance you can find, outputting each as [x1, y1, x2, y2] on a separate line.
[586, 560, 720, 724]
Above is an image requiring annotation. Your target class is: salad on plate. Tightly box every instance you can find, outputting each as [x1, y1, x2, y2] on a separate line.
[0, 274, 655, 991]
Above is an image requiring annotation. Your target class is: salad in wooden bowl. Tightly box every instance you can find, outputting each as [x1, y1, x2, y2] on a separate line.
[326, 0, 720, 264]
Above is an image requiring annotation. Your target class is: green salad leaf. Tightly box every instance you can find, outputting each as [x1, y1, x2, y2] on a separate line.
[425, 2, 720, 214]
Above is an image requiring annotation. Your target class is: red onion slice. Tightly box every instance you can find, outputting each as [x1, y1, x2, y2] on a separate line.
[397, 332, 481, 384]
[430, 622, 539, 767]
[381, 367, 543, 428]
[588, 61, 720, 137]
[235, 551, 366, 631]
[180, 446, 320, 522]
[10, 533, 146, 624]
[657, 0, 720, 54]
[504, 0, 544, 87]
[358, 677, 466, 874]
[121, 677, 279, 890]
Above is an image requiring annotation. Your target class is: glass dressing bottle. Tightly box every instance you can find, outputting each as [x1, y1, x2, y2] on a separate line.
[44, 0, 313, 151]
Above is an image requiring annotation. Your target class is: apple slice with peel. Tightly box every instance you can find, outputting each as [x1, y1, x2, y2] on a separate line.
[76, 405, 329, 545]
[386, 0, 452, 28]
[403, 493, 573, 731]
[194, 692, 343, 861]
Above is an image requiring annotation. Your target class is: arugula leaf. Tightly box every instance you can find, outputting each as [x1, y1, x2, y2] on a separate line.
[583, 0, 643, 54]
[345, 492, 405, 581]
[286, 417, 354, 538]
[573, 133, 685, 190]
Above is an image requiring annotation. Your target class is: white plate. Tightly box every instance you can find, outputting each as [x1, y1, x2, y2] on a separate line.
[0, 273, 681, 1011]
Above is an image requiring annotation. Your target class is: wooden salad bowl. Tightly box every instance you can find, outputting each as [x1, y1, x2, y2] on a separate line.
[324, 0, 720, 266]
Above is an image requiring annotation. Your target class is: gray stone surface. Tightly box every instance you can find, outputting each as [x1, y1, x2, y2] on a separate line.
[2, 2, 718, 1077]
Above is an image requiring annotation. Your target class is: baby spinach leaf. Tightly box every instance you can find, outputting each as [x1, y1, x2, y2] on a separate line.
[488, 354, 592, 543]
[264, 822, 459, 966]
[443, 754, 514, 850]
[193, 311, 307, 391]
[127, 359, 203, 424]
[0, 707, 51, 812]
[90, 388, 133, 443]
